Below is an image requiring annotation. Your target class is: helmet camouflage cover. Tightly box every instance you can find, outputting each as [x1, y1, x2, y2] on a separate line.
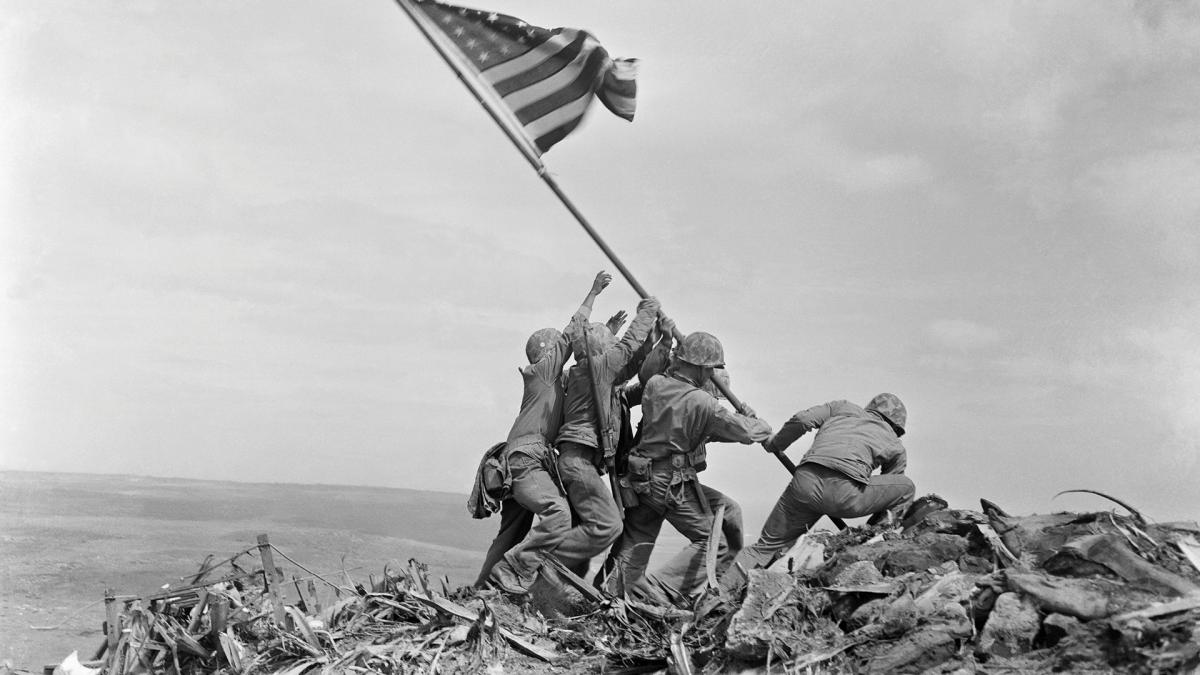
[525, 327, 562, 363]
[573, 322, 617, 359]
[676, 331, 725, 367]
[865, 393, 907, 434]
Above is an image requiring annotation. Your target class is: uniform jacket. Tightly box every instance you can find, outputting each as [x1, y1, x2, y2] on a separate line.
[556, 306, 658, 454]
[766, 400, 907, 484]
[633, 372, 772, 462]
[504, 309, 588, 449]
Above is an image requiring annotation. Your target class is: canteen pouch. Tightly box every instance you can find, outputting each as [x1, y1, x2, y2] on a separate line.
[482, 455, 510, 500]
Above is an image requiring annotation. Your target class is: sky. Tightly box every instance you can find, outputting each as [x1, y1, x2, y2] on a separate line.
[3, 1, 1199, 532]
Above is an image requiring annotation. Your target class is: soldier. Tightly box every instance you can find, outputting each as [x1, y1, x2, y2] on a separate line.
[552, 295, 662, 576]
[477, 271, 614, 594]
[605, 331, 772, 603]
[722, 394, 914, 590]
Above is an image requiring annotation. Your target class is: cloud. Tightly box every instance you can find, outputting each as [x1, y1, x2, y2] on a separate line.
[926, 319, 1002, 351]
[1074, 151, 1200, 266]
[836, 153, 936, 194]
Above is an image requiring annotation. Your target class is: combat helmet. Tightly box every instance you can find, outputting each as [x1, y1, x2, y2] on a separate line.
[574, 323, 618, 358]
[866, 393, 907, 436]
[676, 332, 725, 368]
[525, 328, 562, 363]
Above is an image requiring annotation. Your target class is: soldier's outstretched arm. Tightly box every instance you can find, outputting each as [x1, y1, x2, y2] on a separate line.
[707, 404, 773, 444]
[763, 402, 834, 454]
[563, 270, 613, 338]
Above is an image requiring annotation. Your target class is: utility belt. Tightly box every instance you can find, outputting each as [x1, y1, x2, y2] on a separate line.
[620, 447, 710, 512]
[486, 439, 565, 498]
[625, 447, 707, 479]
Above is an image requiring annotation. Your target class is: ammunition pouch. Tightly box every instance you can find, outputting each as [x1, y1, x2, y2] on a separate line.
[624, 455, 654, 496]
[616, 474, 640, 508]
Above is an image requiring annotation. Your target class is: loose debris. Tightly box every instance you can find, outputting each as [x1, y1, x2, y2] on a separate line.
[40, 495, 1200, 674]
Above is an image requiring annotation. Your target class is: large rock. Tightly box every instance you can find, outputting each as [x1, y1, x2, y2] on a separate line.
[725, 569, 838, 662]
[978, 592, 1040, 657]
[1039, 612, 1083, 647]
[823, 532, 975, 584]
[864, 626, 962, 674]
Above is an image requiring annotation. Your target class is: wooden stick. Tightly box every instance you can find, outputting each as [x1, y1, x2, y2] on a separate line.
[256, 534, 287, 626]
[705, 504, 726, 591]
[405, 591, 558, 662]
[209, 596, 229, 640]
[104, 589, 120, 652]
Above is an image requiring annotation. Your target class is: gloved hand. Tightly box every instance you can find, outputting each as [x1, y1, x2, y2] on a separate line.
[739, 401, 757, 418]
[637, 296, 661, 315]
[760, 434, 777, 453]
[657, 314, 676, 338]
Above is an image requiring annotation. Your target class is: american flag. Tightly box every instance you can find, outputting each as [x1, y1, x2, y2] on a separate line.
[411, 0, 637, 154]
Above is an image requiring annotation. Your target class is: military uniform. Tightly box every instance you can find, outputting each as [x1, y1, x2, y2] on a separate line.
[474, 315, 586, 589]
[552, 301, 659, 573]
[729, 398, 914, 580]
[606, 368, 771, 600]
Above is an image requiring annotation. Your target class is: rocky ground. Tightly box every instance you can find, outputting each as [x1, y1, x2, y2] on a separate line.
[24, 493, 1200, 674]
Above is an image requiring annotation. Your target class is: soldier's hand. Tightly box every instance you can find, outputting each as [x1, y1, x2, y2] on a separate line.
[592, 271, 613, 295]
[740, 401, 757, 418]
[657, 315, 676, 338]
[637, 296, 661, 314]
[605, 310, 628, 335]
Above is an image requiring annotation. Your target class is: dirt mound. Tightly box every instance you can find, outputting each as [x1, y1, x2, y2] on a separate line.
[24, 496, 1200, 674]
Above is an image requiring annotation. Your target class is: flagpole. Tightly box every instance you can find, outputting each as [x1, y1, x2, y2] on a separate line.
[393, 0, 780, 436]
[394, 0, 658, 298]
[393, 0, 543, 171]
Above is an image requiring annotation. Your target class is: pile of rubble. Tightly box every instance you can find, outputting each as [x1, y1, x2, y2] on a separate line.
[42, 496, 1200, 674]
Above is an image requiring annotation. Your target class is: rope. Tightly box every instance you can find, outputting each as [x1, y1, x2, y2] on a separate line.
[269, 544, 357, 594]
[172, 546, 256, 583]
[28, 598, 105, 631]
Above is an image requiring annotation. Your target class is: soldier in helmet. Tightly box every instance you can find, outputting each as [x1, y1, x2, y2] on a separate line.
[722, 393, 915, 590]
[552, 294, 663, 577]
[604, 330, 772, 603]
[476, 271, 616, 594]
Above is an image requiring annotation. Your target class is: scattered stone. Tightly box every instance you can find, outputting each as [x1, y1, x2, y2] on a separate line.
[44, 500, 1200, 674]
[1006, 570, 1114, 620]
[1038, 612, 1082, 647]
[864, 626, 961, 674]
[978, 592, 1039, 657]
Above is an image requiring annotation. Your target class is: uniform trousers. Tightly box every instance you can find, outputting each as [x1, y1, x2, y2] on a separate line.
[606, 467, 743, 600]
[554, 441, 623, 575]
[725, 463, 914, 590]
[472, 442, 570, 584]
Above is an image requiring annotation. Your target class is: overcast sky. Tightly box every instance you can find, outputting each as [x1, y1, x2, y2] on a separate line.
[3, 1, 1198, 530]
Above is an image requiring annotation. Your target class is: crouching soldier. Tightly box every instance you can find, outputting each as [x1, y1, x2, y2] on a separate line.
[475, 271, 613, 594]
[606, 331, 772, 603]
[721, 394, 915, 592]
[552, 296, 662, 577]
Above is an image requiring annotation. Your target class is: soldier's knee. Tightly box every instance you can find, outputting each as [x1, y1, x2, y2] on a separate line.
[722, 499, 743, 525]
[541, 502, 572, 530]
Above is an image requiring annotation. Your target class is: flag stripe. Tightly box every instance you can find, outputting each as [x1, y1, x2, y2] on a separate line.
[513, 47, 606, 125]
[500, 37, 598, 112]
[532, 116, 583, 153]
[524, 91, 594, 144]
[414, 1, 636, 154]
[597, 60, 637, 120]
[481, 29, 579, 85]
[491, 32, 589, 98]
